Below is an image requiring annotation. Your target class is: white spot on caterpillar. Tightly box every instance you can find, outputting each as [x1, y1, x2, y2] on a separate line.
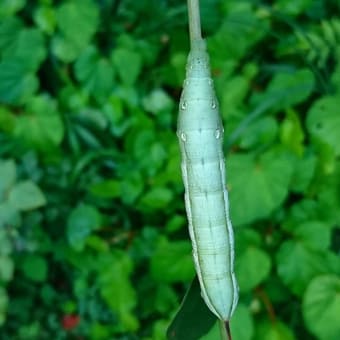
[215, 129, 221, 139]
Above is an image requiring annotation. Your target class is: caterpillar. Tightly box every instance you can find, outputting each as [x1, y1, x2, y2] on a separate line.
[177, 38, 238, 321]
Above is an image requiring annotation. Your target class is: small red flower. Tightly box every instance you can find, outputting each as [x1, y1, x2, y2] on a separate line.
[62, 314, 80, 330]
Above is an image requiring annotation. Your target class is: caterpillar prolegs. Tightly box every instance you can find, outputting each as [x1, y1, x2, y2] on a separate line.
[177, 39, 238, 321]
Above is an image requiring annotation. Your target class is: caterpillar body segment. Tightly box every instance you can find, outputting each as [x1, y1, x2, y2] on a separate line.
[177, 39, 238, 321]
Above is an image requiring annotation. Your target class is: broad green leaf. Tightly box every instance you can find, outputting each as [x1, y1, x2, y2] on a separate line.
[235, 246, 271, 292]
[167, 276, 216, 340]
[0, 256, 14, 282]
[254, 320, 295, 340]
[0, 17, 22, 50]
[220, 75, 249, 118]
[21, 254, 48, 282]
[275, 0, 312, 16]
[280, 109, 304, 156]
[74, 46, 114, 101]
[239, 117, 278, 149]
[1, 27, 45, 71]
[0, 0, 25, 17]
[199, 321, 220, 340]
[139, 187, 174, 211]
[303, 275, 340, 340]
[53, 0, 99, 61]
[0, 229, 12, 255]
[0, 159, 16, 200]
[0, 107, 16, 133]
[0, 60, 38, 104]
[253, 69, 315, 112]
[89, 180, 121, 199]
[112, 48, 142, 85]
[290, 153, 316, 193]
[0, 202, 21, 228]
[293, 221, 331, 250]
[98, 251, 138, 332]
[142, 89, 174, 115]
[14, 95, 64, 151]
[228, 150, 293, 226]
[67, 204, 101, 251]
[231, 304, 254, 340]
[307, 96, 340, 156]
[120, 172, 144, 205]
[51, 35, 80, 62]
[208, 2, 269, 62]
[276, 240, 330, 295]
[0, 287, 8, 326]
[150, 237, 194, 283]
[33, 6, 56, 34]
[154, 284, 178, 314]
[8, 181, 46, 211]
[152, 319, 171, 340]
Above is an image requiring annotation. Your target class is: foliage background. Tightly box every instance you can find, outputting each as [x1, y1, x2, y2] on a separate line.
[0, 0, 340, 339]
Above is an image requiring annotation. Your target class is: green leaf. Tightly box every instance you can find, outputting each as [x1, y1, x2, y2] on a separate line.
[1, 27, 45, 71]
[53, 0, 99, 62]
[0, 59, 38, 105]
[120, 172, 144, 205]
[74, 46, 114, 101]
[254, 69, 315, 112]
[275, 0, 313, 16]
[14, 95, 64, 151]
[235, 246, 271, 292]
[167, 276, 216, 340]
[0, 256, 14, 282]
[276, 240, 330, 295]
[0, 287, 8, 326]
[98, 251, 138, 332]
[67, 204, 101, 251]
[0, 0, 25, 17]
[142, 89, 174, 115]
[0, 202, 21, 228]
[230, 304, 254, 340]
[307, 96, 340, 156]
[199, 321, 220, 340]
[0, 159, 16, 200]
[280, 109, 304, 156]
[228, 150, 293, 226]
[208, 3, 269, 62]
[290, 153, 316, 193]
[21, 254, 48, 282]
[239, 117, 278, 149]
[303, 275, 340, 340]
[139, 187, 174, 211]
[150, 237, 194, 283]
[293, 221, 331, 250]
[0, 229, 12, 255]
[89, 180, 121, 199]
[8, 181, 46, 211]
[254, 320, 295, 340]
[112, 48, 142, 85]
[33, 6, 56, 35]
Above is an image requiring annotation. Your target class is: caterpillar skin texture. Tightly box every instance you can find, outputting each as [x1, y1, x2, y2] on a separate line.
[177, 39, 238, 321]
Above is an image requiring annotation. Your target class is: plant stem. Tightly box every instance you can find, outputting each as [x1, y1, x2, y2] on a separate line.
[219, 320, 232, 340]
[187, 0, 202, 44]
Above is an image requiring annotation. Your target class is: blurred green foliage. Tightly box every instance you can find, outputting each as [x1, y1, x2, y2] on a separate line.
[0, 0, 340, 339]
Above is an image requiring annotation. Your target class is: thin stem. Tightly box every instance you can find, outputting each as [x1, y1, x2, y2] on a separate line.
[219, 320, 232, 340]
[187, 0, 202, 44]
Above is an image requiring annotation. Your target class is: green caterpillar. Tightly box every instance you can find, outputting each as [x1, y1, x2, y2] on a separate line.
[177, 38, 238, 321]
